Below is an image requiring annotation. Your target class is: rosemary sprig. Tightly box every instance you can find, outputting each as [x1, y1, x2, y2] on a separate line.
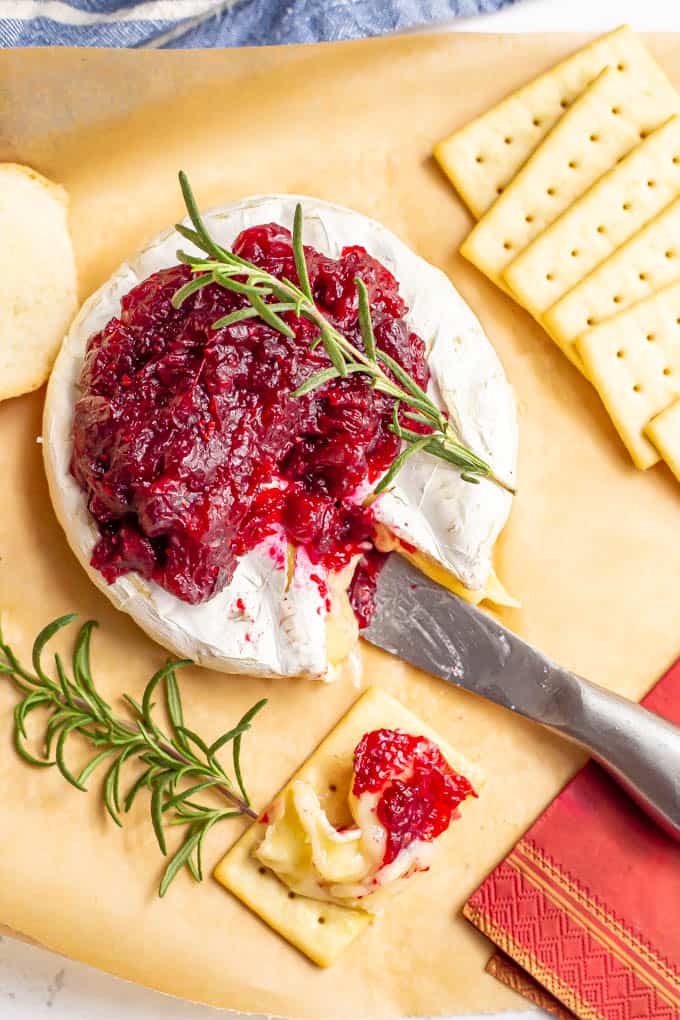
[0, 614, 266, 897]
[172, 171, 514, 495]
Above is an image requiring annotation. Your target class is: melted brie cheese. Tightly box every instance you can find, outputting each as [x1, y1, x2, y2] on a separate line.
[43, 195, 518, 678]
[254, 777, 438, 912]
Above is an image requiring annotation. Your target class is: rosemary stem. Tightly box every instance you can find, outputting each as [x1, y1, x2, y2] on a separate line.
[157, 739, 257, 819]
[65, 692, 257, 819]
[174, 173, 516, 496]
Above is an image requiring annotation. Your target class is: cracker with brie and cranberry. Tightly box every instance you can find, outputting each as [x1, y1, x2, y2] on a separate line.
[43, 194, 517, 678]
[214, 687, 483, 967]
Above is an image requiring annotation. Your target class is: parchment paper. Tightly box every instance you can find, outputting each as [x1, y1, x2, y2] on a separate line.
[0, 33, 679, 1020]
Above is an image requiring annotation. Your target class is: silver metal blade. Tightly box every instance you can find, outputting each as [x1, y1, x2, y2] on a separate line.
[364, 555, 680, 844]
[363, 555, 571, 724]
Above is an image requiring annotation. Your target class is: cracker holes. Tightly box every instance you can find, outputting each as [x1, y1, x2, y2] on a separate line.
[503, 241, 513, 250]
[560, 99, 569, 110]
[525, 214, 534, 223]
[329, 784, 337, 792]
[496, 186, 504, 196]
[545, 272, 554, 281]
[633, 384, 642, 393]
[616, 349, 625, 359]
[258, 866, 267, 875]
[288, 891, 296, 900]
[546, 187, 557, 196]
[504, 136, 513, 145]
[587, 317, 596, 327]
[611, 106, 622, 116]
[617, 62, 627, 72]
[475, 155, 484, 164]
[570, 249, 579, 258]
[532, 117, 542, 127]
[639, 272, 648, 281]
[589, 133, 600, 143]
[663, 367, 673, 376]
[568, 160, 578, 170]
[597, 224, 606, 234]
[640, 130, 648, 139]
[613, 295, 623, 304]
[646, 333, 656, 342]
[647, 179, 656, 188]
[318, 916, 326, 925]
[666, 250, 676, 259]
[674, 156, 680, 165]
[622, 202, 632, 211]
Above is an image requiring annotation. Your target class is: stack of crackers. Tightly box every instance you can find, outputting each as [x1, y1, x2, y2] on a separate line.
[435, 26, 680, 482]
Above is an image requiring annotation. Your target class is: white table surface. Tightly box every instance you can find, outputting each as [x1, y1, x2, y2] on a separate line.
[3, 1, 680, 1017]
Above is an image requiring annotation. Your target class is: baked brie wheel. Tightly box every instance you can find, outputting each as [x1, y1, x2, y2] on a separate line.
[43, 195, 517, 678]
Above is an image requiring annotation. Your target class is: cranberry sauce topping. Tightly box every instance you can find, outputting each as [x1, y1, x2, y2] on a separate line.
[71, 223, 430, 605]
[353, 729, 476, 866]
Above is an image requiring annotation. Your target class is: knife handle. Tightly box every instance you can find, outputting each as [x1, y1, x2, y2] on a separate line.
[548, 671, 680, 841]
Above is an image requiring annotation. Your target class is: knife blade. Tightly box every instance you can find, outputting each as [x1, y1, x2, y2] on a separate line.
[363, 554, 680, 841]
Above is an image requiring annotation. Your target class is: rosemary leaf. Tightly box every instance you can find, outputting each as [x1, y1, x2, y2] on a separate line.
[33, 615, 76, 687]
[151, 778, 169, 855]
[375, 348, 437, 413]
[162, 779, 222, 814]
[1, 616, 266, 896]
[76, 747, 117, 789]
[171, 273, 213, 309]
[212, 302, 296, 330]
[292, 362, 369, 398]
[292, 366, 342, 397]
[355, 277, 376, 363]
[165, 670, 187, 749]
[250, 292, 296, 339]
[159, 827, 202, 898]
[374, 435, 432, 494]
[212, 271, 273, 301]
[124, 767, 153, 814]
[293, 203, 313, 302]
[320, 325, 348, 377]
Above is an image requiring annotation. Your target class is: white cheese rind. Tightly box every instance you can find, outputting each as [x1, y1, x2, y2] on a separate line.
[43, 195, 517, 678]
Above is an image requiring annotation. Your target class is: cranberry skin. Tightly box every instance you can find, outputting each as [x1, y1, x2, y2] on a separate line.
[353, 729, 476, 866]
[71, 224, 430, 608]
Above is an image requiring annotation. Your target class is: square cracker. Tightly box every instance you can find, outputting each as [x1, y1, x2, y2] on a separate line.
[434, 26, 675, 219]
[544, 197, 680, 363]
[645, 399, 680, 481]
[503, 115, 680, 318]
[460, 64, 678, 287]
[576, 281, 680, 468]
[214, 687, 482, 968]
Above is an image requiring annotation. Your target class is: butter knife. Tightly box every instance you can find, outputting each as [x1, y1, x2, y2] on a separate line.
[363, 554, 680, 841]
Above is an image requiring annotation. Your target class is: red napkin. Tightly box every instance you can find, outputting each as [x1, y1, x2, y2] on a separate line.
[464, 658, 680, 1020]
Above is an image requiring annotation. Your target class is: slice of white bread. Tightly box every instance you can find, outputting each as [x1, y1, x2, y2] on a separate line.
[0, 164, 77, 400]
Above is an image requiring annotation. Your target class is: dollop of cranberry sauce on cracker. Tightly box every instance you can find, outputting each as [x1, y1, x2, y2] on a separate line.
[71, 223, 429, 608]
[353, 729, 475, 866]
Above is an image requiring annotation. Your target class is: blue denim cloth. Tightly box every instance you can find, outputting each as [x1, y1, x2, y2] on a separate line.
[0, 0, 514, 48]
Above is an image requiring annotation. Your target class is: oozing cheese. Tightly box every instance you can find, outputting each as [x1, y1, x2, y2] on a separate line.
[254, 778, 437, 912]
[43, 196, 518, 678]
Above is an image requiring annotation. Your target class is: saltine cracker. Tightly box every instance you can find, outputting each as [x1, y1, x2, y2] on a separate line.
[577, 281, 680, 468]
[544, 198, 680, 362]
[214, 687, 482, 967]
[434, 26, 675, 219]
[645, 399, 680, 481]
[460, 65, 678, 287]
[503, 115, 680, 318]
